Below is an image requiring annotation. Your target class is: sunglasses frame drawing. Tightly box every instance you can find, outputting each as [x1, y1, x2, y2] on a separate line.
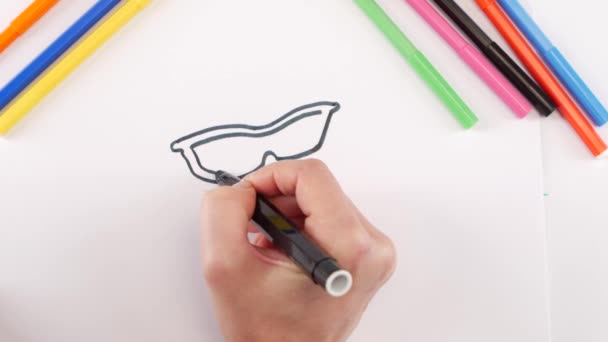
[170, 101, 341, 183]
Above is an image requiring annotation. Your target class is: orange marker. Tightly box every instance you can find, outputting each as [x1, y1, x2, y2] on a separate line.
[476, 0, 607, 157]
[0, 0, 59, 53]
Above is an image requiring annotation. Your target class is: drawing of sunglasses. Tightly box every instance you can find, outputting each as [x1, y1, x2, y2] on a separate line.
[170, 101, 341, 183]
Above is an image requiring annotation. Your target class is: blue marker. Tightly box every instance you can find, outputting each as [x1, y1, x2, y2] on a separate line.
[497, 0, 608, 126]
[0, 0, 122, 113]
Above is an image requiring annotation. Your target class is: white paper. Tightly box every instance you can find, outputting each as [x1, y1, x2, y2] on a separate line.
[0, 1, 551, 341]
[528, 0, 608, 341]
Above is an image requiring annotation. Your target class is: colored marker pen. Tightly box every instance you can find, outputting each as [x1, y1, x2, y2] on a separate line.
[0, 0, 59, 53]
[0, 0, 149, 135]
[355, 0, 478, 129]
[496, 0, 608, 126]
[216, 171, 353, 298]
[476, 0, 606, 156]
[430, 0, 556, 116]
[0, 0, 122, 113]
[406, 0, 532, 118]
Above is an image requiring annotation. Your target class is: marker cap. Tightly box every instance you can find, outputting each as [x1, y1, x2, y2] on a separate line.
[313, 259, 353, 297]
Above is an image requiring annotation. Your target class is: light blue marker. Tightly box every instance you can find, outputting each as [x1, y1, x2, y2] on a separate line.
[497, 0, 608, 126]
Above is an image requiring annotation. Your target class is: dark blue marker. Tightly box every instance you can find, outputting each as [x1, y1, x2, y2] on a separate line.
[0, 0, 122, 112]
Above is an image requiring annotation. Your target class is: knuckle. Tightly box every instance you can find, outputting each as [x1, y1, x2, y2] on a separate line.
[202, 256, 233, 287]
[348, 229, 372, 262]
[377, 237, 397, 282]
[339, 211, 362, 230]
[301, 158, 330, 175]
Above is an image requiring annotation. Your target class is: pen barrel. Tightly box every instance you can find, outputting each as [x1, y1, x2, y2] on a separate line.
[431, 0, 493, 48]
[0, 0, 149, 135]
[356, 0, 477, 128]
[0, 0, 59, 53]
[405, 0, 530, 116]
[355, 0, 417, 56]
[483, 43, 555, 115]
[252, 197, 339, 286]
[561, 101, 607, 156]
[496, 0, 608, 125]
[478, 0, 606, 156]
[0, 28, 20, 53]
[0, 0, 122, 112]
[409, 51, 478, 128]
[496, 0, 552, 51]
[476, 0, 496, 11]
[540, 48, 608, 126]
[13, 0, 59, 33]
[216, 171, 352, 296]
[406, 0, 467, 51]
[457, 45, 531, 117]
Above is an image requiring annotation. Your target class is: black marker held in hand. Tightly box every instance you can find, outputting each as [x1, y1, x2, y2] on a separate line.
[216, 170, 353, 297]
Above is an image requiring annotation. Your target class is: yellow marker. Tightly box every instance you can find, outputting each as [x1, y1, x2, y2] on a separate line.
[0, 0, 151, 135]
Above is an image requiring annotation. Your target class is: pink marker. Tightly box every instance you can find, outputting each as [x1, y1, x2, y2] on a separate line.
[406, 0, 531, 117]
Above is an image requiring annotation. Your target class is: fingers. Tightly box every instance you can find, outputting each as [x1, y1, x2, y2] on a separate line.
[353, 233, 397, 293]
[201, 159, 398, 297]
[200, 181, 256, 271]
[248, 196, 305, 233]
[245, 159, 350, 219]
[266, 195, 304, 220]
[245, 160, 372, 269]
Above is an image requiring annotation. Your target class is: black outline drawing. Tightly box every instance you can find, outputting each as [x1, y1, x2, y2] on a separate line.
[170, 101, 341, 183]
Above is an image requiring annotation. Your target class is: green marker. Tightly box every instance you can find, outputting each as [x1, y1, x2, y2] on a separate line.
[355, 0, 478, 128]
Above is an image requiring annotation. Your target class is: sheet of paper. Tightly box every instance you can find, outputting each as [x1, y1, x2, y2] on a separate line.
[0, 1, 550, 341]
[528, 0, 608, 341]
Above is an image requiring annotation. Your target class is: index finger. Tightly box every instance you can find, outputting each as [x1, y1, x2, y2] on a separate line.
[245, 159, 371, 267]
[245, 159, 353, 219]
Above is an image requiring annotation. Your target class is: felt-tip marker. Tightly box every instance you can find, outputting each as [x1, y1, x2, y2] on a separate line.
[476, 0, 606, 156]
[0, 0, 59, 53]
[0, 0, 149, 135]
[355, 0, 478, 129]
[0, 0, 122, 114]
[430, 0, 556, 116]
[215, 171, 353, 297]
[406, 0, 532, 118]
[496, 0, 608, 126]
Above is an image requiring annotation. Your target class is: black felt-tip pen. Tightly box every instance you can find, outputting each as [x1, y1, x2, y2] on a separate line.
[215, 171, 353, 297]
[431, 0, 556, 116]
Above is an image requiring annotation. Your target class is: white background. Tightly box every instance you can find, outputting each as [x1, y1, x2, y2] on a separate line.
[0, 1, 606, 341]
[528, 1, 608, 341]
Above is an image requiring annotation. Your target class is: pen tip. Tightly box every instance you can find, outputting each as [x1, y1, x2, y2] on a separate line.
[215, 170, 226, 179]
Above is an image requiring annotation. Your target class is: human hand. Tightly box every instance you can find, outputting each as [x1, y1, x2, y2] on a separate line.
[201, 159, 396, 342]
